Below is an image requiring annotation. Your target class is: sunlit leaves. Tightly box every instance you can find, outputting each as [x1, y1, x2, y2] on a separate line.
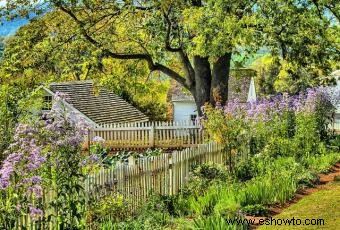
[182, 0, 259, 57]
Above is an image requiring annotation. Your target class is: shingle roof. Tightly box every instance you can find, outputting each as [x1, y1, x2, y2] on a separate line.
[49, 81, 149, 124]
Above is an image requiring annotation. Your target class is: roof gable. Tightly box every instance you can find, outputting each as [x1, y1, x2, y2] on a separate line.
[49, 81, 149, 124]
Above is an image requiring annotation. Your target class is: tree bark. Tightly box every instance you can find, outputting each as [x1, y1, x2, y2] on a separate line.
[211, 53, 232, 105]
[192, 56, 212, 116]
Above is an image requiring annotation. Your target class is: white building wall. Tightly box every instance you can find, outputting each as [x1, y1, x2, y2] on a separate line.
[173, 101, 198, 122]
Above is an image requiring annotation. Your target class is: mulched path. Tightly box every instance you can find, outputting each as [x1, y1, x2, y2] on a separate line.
[245, 162, 340, 229]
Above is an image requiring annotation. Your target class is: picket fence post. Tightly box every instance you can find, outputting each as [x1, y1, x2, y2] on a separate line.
[149, 123, 155, 147]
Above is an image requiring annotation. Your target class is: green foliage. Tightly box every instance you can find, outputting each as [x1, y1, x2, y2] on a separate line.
[251, 55, 280, 96]
[234, 158, 254, 182]
[240, 204, 269, 217]
[203, 105, 249, 172]
[192, 162, 229, 182]
[95, 193, 173, 230]
[90, 143, 108, 158]
[192, 215, 248, 230]
[181, 163, 230, 198]
[88, 194, 130, 224]
[329, 135, 340, 151]
[0, 84, 43, 160]
[302, 152, 340, 174]
[240, 173, 298, 205]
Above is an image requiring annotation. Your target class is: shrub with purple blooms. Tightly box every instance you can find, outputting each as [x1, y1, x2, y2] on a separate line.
[0, 92, 92, 229]
[203, 87, 339, 171]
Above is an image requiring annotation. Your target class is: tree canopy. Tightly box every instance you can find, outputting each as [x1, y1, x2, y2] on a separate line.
[0, 9, 172, 120]
[0, 0, 339, 113]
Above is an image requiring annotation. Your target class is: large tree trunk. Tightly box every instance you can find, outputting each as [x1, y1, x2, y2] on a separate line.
[189, 53, 232, 115]
[211, 53, 232, 105]
[192, 56, 212, 116]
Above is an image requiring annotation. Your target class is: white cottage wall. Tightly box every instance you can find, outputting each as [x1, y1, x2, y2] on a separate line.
[173, 101, 198, 122]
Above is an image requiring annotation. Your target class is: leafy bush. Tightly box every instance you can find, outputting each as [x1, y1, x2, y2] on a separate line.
[88, 194, 130, 223]
[95, 193, 173, 230]
[192, 162, 229, 181]
[192, 215, 248, 230]
[329, 135, 340, 151]
[234, 158, 255, 182]
[240, 172, 298, 206]
[240, 204, 269, 216]
[181, 163, 229, 198]
[302, 152, 340, 173]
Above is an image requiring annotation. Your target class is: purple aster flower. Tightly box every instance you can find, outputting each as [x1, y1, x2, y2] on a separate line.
[27, 185, 43, 198]
[31, 176, 41, 184]
[89, 154, 100, 162]
[0, 178, 9, 189]
[29, 206, 44, 219]
[92, 136, 105, 143]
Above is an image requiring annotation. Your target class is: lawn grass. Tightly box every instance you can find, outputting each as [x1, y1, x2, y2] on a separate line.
[259, 181, 340, 230]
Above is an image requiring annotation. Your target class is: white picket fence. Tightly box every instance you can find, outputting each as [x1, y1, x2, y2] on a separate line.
[14, 142, 227, 229]
[85, 142, 225, 207]
[87, 120, 205, 150]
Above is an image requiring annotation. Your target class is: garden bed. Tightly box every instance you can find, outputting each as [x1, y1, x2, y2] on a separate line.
[247, 162, 340, 229]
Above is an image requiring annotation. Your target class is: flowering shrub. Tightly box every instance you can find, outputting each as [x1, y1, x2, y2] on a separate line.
[203, 87, 339, 170]
[0, 92, 92, 229]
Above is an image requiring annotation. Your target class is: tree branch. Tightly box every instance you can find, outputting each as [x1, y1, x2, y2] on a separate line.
[312, 0, 324, 19]
[179, 52, 195, 88]
[324, 5, 340, 21]
[53, 1, 188, 89]
[163, 9, 195, 89]
[163, 11, 182, 52]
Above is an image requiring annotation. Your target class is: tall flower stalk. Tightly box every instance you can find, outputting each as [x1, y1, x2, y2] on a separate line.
[0, 92, 90, 229]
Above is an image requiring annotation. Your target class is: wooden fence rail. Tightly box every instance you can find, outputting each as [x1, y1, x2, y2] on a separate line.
[85, 142, 225, 206]
[15, 142, 227, 229]
[88, 120, 205, 150]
